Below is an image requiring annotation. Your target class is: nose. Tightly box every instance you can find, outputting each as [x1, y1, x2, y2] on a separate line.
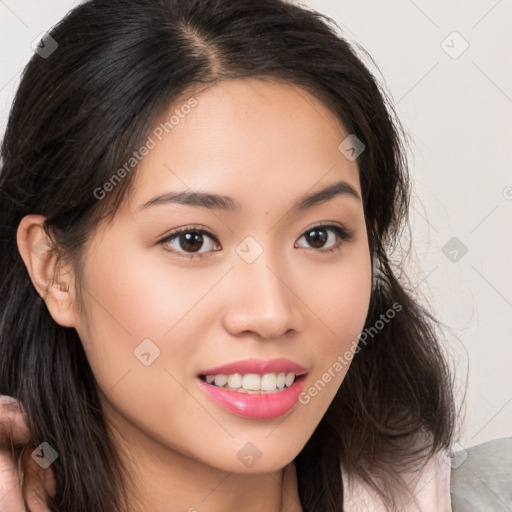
[221, 251, 305, 340]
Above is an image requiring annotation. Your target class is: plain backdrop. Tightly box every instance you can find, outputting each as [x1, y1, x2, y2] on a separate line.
[1, 0, 511, 450]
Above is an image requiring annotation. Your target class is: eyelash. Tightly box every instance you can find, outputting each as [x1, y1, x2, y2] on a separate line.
[157, 223, 355, 260]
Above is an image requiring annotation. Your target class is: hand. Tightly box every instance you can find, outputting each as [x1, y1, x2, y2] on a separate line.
[0, 395, 56, 512]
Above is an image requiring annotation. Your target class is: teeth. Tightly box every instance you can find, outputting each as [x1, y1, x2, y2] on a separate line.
[214, 374, 228, 387]
[242, 373, 260, 390]
[203, 372, 297, 392]
[261, 373, 276, 390]
[228, 373, 242, 388]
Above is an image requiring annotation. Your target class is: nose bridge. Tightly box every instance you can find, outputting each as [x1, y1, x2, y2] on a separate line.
[222, 235, 303, 338]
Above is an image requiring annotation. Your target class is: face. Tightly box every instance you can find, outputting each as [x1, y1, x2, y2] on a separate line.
[71, 78, 372, 475]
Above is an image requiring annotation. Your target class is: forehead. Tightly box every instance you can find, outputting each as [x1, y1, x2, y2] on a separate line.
[126, 78, 361, 215]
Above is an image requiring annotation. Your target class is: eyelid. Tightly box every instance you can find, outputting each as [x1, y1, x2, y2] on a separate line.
[302, 220, 354, 237]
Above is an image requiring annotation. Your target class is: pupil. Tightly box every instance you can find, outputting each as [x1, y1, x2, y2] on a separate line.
[181, 232, 203, 252]
[307, 229, 327, 248]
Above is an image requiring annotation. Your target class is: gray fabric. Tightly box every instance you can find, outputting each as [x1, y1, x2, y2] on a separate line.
[450, 437, 512, 511]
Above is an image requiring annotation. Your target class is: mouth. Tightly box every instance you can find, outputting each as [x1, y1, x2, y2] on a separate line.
[198, 372, 307, 394]
[196, 358, 309, 419]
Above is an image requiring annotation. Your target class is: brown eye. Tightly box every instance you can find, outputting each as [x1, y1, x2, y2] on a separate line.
[159, 226, 219, 259]
[304, 227, 329, 249]
[295, 224, 355, 253]
[176, 231, 205, 252]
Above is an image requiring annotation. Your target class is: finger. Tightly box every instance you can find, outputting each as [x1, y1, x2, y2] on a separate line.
[0, 396, 45, 511]
[0, 397, 56, 511]
[0, 396, 31, 446]
[0, 453, 26, 512]
[24, 448, 57, 497]
[25, 488, 51, 512]
[42, 462, 56, 498]
[0, 396, 19, 407]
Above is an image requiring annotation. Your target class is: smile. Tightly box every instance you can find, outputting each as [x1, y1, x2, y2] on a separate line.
[199, 372, 297, 393]
[196, 358, 308, 419]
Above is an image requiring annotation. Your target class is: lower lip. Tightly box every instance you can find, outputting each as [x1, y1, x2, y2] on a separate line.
[197, 375, 307, 420]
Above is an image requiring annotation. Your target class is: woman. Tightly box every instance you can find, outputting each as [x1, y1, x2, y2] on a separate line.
[0, 0, 467, 510]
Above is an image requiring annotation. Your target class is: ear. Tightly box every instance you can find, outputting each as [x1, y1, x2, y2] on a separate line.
[16, 214, 78, 328]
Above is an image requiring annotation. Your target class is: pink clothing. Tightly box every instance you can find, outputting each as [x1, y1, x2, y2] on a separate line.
[342, 450, 452, 511]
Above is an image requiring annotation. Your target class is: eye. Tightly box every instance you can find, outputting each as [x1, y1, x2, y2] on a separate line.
[157, 223, 355, 260]
[158, 225, 219, 260]
[295, 223, 355, 253]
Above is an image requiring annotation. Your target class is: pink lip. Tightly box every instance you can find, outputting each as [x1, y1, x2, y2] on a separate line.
[197, 374, 307, 420]
[198, 357, 307, 376]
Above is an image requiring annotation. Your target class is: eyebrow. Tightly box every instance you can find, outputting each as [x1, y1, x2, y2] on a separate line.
[137, 180, 361, 213]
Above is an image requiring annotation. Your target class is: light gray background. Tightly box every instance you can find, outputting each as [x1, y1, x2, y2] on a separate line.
[1, 0, 511, 450]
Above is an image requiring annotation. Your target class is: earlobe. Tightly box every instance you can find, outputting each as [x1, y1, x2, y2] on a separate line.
[16, 214, 78, 328]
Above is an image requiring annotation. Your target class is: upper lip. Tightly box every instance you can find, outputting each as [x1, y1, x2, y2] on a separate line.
[198, 358, 308, 376]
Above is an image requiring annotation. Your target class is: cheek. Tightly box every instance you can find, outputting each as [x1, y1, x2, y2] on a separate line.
[296, 247, 371, 404]
[80, 236, 214, 336]
[73, 243, 212, 450]
[75, 236, 243, 419]
[74, 238, 205, 385]
[305, 247, 371, 347]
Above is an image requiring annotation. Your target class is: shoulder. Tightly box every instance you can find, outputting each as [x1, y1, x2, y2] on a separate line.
[450, 437, 512, 512]
[341, 448, 453, 511]
[340, 437, 512, 511]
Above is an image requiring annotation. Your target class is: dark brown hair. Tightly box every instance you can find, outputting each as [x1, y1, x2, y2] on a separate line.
[0, 0, 458, 510]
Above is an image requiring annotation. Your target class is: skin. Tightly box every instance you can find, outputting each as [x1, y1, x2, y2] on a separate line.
[16, 78, 372, 512]
[0, 397, 56, 512]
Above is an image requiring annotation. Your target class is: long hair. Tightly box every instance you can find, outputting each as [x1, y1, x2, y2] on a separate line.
[0, 0, 458, 510]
